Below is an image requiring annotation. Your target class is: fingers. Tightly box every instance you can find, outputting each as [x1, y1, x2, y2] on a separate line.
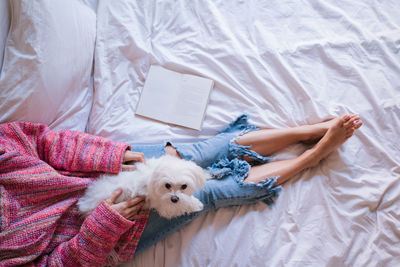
[122, 151, 146, 172]
[106, 188, 123, 205]
[112, 196, 146, 221]
[125, 196, 146, 207]
[123, 151, 146, 164]
[124, 199, 146, 220]
[121, 164, 137, 171]
[124, 205, 146, 220]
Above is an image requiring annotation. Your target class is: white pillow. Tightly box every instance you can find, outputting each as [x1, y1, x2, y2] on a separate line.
[0, 0, 10, 73]
[0, 0, 97, 131]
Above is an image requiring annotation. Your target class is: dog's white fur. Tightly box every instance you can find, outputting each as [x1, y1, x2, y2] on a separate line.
[78, 155, 209, 219]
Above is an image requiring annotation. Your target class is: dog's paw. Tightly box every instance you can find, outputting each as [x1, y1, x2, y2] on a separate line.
[192, 198, 204, 212]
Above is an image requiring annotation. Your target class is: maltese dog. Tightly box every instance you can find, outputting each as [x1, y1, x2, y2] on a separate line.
[78, 154, 209, 219]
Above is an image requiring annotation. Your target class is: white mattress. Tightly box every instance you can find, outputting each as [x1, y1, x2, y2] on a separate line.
[1, 0, 399, 266]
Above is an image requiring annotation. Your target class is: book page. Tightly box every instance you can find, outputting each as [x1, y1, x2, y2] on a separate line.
[135, 66, 180, 123]
[169, 74, 214, 130]
[136, 65, 214, 130]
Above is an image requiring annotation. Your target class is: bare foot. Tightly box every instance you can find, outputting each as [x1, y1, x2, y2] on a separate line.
[303, 114, 362, 167]
[300, 117, 339, 144]
[301, 114, 361, 144]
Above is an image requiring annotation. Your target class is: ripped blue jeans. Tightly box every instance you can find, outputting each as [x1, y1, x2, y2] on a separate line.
[132, 114, 282, 254]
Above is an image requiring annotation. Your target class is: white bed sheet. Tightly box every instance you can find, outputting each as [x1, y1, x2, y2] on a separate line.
[0, 0, 10, 73]
[86, 0, 399, 266]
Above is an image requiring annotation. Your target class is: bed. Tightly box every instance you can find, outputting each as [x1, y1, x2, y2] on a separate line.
[1, 0, 399, 266]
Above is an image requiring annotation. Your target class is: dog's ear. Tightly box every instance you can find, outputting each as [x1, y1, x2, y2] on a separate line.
[189, 162, 209, 188]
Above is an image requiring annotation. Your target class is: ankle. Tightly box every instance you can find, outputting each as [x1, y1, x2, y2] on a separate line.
[301, 148, 321, 168]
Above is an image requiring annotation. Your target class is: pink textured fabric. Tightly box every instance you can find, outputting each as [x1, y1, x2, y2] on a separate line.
[0, 122, 149, 266]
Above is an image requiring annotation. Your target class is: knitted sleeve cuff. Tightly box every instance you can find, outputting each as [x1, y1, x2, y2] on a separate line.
[102, 142, 131, 174]
[46, 201, 138, 266]
[86, 200, 135, 238]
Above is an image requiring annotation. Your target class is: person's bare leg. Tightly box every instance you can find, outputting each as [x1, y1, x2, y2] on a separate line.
[245, 114, 362, 186]
[236, 115, 360, 156]
[163, 118, 342, 159]
[165, 145, 182, 158]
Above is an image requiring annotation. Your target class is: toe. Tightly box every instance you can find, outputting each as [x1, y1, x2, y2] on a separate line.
[344, 119, 354, 129]
[345, 115, 361, 128]
[342, 114, 351, 122]
[354, 120, 363, 129]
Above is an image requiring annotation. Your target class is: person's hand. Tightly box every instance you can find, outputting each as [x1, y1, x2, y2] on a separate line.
[122, 150, 146, 171]
[106, 188, 146, 221]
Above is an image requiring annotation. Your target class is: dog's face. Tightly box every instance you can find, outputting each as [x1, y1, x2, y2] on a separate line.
[146, 155, 208, 219]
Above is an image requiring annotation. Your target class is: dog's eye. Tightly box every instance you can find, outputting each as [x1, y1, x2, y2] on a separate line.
[165, 183, 171, 189]
[181, 184, 187, 190]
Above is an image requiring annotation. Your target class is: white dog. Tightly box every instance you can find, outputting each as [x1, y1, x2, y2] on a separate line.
[78, 155, 209, 219]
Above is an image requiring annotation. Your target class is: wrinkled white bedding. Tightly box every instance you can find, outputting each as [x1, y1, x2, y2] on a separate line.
[90, 1, 400, 266]
[1, 0, 399, 266]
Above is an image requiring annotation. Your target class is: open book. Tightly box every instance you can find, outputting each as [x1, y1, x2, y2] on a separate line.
[135, 65, 214, 130]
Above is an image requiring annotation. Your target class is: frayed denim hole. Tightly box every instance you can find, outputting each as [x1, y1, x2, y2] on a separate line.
[228, 139, 272, 165]
[164, 141, 188, 161]
[219, 114, 254, 134]
[207, 157, 250, 183]
[207, 158, 281, 207]
[254, 176, 280, 188]
[162, 141, 174, 151]
[228, 121, 273, 165]
[243, 176, 282, 206]
[241, 175, 280, 191]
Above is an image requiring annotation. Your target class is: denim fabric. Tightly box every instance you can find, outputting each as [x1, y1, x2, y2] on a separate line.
[131, 114, 282, 254]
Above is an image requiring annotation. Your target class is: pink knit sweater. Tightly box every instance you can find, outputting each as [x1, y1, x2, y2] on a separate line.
[0, 122, 149, 266]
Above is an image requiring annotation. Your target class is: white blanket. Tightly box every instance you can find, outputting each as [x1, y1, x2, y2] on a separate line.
[89, 1, 400, 266]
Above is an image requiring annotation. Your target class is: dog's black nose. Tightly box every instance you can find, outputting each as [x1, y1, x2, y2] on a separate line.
[171, 195, 179, 203]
